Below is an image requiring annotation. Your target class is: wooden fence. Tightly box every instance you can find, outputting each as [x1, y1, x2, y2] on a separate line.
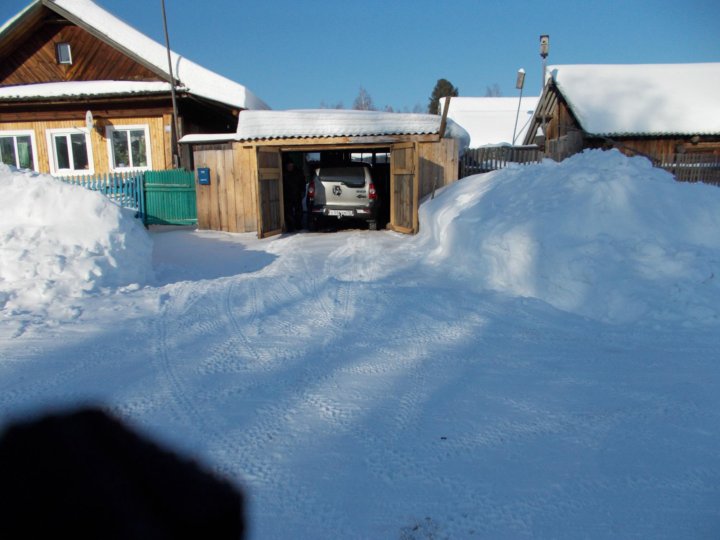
[60, 171, 145, 223]
[657, 153, 720, 186]
[59, 169, 198, 226]
[460, 146, 543, 177]
[144, 169, 197, 226]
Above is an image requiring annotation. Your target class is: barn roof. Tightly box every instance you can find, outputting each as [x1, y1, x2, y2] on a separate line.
[181, 110, 471, 148]
[0, 0, 269, 111]
[439, 96, 540, 148]
[546, 63, 720, 136]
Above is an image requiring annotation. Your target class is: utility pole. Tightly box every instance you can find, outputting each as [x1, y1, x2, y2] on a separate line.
[161, 0, 182, 168]
[512, 68, 526, 146]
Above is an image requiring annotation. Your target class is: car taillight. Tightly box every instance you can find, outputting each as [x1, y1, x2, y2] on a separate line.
[308, 179, 315, 200]
[368, 182, 377, 200]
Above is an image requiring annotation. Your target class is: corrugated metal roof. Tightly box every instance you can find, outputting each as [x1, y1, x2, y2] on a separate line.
[0, 81, 173, 100]
[234, 110, 445, 141]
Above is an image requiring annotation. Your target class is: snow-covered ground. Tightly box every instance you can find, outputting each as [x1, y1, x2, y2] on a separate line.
[1, 151, 720, 539]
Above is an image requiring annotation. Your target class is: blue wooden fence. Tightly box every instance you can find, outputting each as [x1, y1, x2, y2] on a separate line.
[59, 170, 200, 226]
[59, 171, 146, 223]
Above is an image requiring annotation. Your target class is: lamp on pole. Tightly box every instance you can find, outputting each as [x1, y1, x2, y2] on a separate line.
[161, 0, 182, 168]
[539, 34, 549, 92]
[512, 68, 526, 146]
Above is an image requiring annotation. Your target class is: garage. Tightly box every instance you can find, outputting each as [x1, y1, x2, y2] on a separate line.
[183, 109, 468, 238]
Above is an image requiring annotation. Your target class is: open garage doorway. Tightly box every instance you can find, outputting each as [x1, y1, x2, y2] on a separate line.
[281, 148, 391, 234]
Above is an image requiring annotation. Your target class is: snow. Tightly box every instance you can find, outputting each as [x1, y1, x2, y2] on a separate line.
[0, 164, 153, 322]
[2, 150, 720, 539]
[548, 63, 720, 136]
[182, 109, 471, 152]
[2, 0, 269, 110]
[0, 80, 172, 100]
[439, 96, 540, 147]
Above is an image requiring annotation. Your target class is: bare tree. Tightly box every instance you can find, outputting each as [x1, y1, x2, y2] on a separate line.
[352, 87, 376, 111]
[484, 83, 502, 97]
[320, 100, 344, 109]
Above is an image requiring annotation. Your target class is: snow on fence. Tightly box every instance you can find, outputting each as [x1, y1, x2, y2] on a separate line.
[59, 171, 145, 222]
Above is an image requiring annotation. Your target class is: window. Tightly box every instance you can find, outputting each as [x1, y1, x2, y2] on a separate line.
[0, 131, 38, 170]
[56, 42, 72, 64]
[106, 125, 151, 171]
[46, 129, 93, 175]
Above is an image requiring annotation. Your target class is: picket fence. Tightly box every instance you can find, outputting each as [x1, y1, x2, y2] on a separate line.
[58, 169, 197, 226]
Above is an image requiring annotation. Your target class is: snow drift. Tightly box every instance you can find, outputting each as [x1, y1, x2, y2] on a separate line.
[0, 165, 153, 320]
[419, 149, 720, 324]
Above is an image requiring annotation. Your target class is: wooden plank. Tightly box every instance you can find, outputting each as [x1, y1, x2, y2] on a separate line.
[252, 133, 439, 148]
[242, 145, 259, 232]
[192, 147, 212, 229]
[1, 18, 162, 85]
[222, 143, 238, 233]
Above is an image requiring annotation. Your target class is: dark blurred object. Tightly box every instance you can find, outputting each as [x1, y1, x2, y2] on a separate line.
[0, 407, 245, 539]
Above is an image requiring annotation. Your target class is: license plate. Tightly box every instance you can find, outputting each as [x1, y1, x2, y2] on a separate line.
[328, 210, 354, 217]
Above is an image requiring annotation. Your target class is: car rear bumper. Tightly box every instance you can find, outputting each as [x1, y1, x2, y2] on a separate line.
[310, 205, 377, 221]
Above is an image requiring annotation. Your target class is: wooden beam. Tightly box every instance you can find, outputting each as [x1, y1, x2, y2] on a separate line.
[251, 133, 439, 148]
[439, 96, 450, 139]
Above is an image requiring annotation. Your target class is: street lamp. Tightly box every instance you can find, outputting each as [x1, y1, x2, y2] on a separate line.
[539, 34, 550, 92]
[512, 68, 526, 146]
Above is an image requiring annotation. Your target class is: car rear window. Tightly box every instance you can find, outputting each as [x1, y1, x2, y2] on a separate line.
[317, 167, 367, 188]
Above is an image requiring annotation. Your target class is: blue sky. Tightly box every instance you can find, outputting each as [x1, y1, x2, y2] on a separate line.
[2, 0, 719, 111]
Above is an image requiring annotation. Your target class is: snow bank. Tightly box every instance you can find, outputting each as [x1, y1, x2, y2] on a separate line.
[0, 165, 153, 320]
[419, 149, 720, 325]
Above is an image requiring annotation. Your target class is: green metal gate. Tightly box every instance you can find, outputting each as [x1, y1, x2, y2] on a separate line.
[143, 169, 197, 226]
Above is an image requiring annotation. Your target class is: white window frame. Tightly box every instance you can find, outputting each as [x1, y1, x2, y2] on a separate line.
[56, 42, 72, 64]
[46, 128, 94, 176]
[105, 124, 152, 172]
[0, 130, 39, 171]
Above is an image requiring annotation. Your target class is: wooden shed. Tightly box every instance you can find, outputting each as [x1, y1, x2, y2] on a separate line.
[524, 63, 720, 183]
[184, 110, 467, 238]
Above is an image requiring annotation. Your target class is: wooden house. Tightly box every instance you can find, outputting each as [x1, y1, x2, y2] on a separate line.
[524, 63, 720, 183]
[183, 110, 468, 237]
[0, 0, 268, 176]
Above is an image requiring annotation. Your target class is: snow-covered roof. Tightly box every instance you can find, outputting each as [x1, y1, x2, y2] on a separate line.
[548, 63, 720, 136]
[181, 110, 471, 147]
[0, 81, 173, 100]
[0, 0, 269, 110]
[439, 96, 539, 148]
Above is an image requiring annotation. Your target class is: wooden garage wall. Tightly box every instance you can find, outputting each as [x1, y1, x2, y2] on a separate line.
[193, 143, 258, 233]
[0, 114, 169, 174]
[417, 137, 459, 200]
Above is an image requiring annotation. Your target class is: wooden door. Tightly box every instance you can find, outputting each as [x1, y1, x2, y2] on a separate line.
[390, 142, 418, 234]
[256, 147, 284, 238]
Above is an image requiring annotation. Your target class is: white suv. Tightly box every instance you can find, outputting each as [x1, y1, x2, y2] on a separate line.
[307, 165, 380, 230]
